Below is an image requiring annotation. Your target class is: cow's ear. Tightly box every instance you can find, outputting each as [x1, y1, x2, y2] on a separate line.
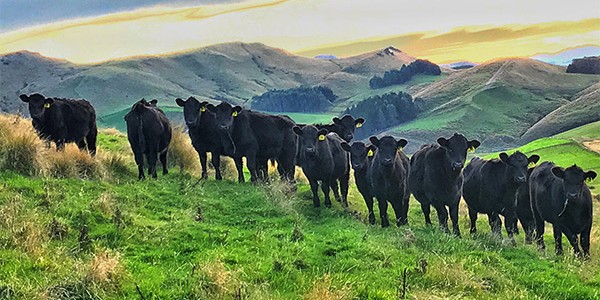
[332, 117, 341, 124]
[149, 99, 158, 106]
[317, 129, 328, 136]
[139, 98, 147, 105]
[397, 139, 408, 149]
[527, 168, 534, 176]
[551, 167, 565, 179]
[585, 171, 597, 182]
[355, 117, 365, 128]
[200, 101, 209, 112]
[437, 137, 448, 147]
[19, 94, 29, 102]
[175, 98, 186, 107]
[293, 126, 303, 136]
[499, 152, 509, 163]
[468, 140, 481, 152]
[232, 106, 242, 117]
[44, 98, 54, 108]
[369, 136, 380, 147]
[528, 154, 540, 165]
[340, 142, 351, 152]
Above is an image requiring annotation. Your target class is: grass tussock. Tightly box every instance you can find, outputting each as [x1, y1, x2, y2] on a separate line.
[0, 196, 48, 259]
[303, 274, 350, 300]
[0, 114, 44, 175]
[188, 260, 243, 299]
[43, 144, 106, 179]
[83, 249, 127, 291]
[168, 126, 200, 175]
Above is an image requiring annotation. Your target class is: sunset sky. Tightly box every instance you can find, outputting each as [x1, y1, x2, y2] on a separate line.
[0, 0, 598, 64]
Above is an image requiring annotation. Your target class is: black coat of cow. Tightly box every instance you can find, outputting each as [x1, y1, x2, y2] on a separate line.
[176, 97, 224, 180]
[209, 102, 297, 183]
[530, 162, 596, 257]
[124, 99, 172, 179]
[294, 125, 350, 208]
[409, 133, 480, 236]
[341, 142, 376, 224]
[463, 152, 540, 238]
[368, 136, 410, 227]
[516, 168, 536, 243]
[19, 93, 97, 155]
[315, 115, 365, 143]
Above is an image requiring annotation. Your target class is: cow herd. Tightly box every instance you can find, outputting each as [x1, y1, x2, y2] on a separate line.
[19, 93, 597, 258]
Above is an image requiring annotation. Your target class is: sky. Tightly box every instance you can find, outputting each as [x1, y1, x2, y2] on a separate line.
[0, 0, 598, 63]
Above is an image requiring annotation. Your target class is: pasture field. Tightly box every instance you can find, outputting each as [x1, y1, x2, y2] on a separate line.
[1, 115, 599, 299]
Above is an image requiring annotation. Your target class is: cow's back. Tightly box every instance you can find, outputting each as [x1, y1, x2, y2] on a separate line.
[48, 99, 96, 142]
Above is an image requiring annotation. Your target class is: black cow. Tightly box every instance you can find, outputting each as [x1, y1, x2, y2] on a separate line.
[341, 142, 377, 224]
[516, 167, 536, 243]
[176, 97, 225, 180]
[463, 152, 540, 238]
[209, 102, 297, 183]
[409, 133, 481, 236]
[294, 125, 349, 208]
[368, 136, 410, 227]
[530, 162, 596, 257]
[19, 93, 97, 156]
[124, 99, 172, 179]
[316, 115, 365, 143]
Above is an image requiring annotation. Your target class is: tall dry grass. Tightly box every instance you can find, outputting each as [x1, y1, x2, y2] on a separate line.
[168, 126, 200, 176]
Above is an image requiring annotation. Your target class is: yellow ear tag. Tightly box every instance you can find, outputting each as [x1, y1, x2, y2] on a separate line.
[318, 135, 326, 141]
[200, 106, 206, 112]
[232, 111, 238, 117]
[528, 162, 536, 168]
[468, 146, 475, 153]
[356, 122, 363, 128]
[367, 149, 374, 157]
[397, 147, 403, 152]
[586, 177, 593, 183]
[44, 103, 51, 108]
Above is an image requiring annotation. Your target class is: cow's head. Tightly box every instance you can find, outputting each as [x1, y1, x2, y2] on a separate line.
[176, 97, 210, 126]
[341, 141, 376, 170]
[293, 125, 328, 158]
[332, 115, 365, 142]
[147, 99, 158, 107]
[551, 165, 596, 201]
[437, 133, 480, 172]
[208, 101, 242, 132]
[124, 99, 149, 122]
[498, 151, 540, 183]
[369, 136, 407, 167]
[19, 93, 54, 120]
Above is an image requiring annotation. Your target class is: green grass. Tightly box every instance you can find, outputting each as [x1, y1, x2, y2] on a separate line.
[2, 128, 600, 299]
[556, 121, 600, 141]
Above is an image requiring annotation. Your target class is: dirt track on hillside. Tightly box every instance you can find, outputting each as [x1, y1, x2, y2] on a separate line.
[583, 140, 600, 154]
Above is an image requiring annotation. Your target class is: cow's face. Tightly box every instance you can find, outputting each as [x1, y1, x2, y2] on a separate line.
[176, 97, 205, 126]
[20, 94, 54, 120]
[294, 125, 327, 158]
[438, 133, 480, 172]
[552, 165, 596, 200]
[341, 141, 375, 170]
[369, 136, 407, 167]
[209, 102, 242, 132]
[332, 115, 365, 142]
[498, 151, 539, 183]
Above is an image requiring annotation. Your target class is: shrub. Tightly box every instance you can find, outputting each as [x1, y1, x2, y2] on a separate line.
[0, 113, 43, 175]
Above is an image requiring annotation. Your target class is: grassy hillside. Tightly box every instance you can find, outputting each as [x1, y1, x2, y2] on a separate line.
[1, 114, 600, 299]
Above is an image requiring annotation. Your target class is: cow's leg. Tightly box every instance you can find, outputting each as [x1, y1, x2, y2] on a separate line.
[401, 194, 410, 226]
[234, 157, 245, 183]
[339, 174, 350, 209]
[330, 180, 341, 203]
[561, 226, 581, 257]
[449, 202, 461, 237]
[533, 210, 546, 251]
[321, 180, 332, 208]
[147, 150, 158, 179]
[76, 139, 87, 151]
[133, 152, 145, 180]
[433, 203, 449, 234]
[504, 210, 517, 240]
[390, 198, 406, 227]
[364, 195, 376, 225]
[523, 219, 535, 244]
[309, 178, 320, 208]
[488, 212, 502, 236]
[468, 207, 478, 234]
[211, 152, 222, 180]
[159, 150, 168, 175]
[377, 198, 390, 228]
[86, 126, 97, 156]
[580, 225, 591, 259]
[421, 202, 432, 225]
[552, 225, 564, 255]
[56, 140, 65, 152]
[246, 152, 259, 183]
[199, 152, 208, 179]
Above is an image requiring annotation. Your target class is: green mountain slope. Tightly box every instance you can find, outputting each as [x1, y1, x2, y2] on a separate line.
[1, 115, 599, 299]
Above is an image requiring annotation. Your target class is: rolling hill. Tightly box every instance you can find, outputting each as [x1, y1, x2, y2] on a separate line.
[389, 58, 599, 152]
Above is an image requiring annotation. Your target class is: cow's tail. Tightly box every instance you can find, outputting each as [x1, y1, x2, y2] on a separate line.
[137, 116, 145, 152]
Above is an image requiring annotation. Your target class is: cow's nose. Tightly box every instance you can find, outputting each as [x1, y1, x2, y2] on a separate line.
[517, 176, 526, 183]
[219, 125, 228, 130]
[567, 193, 578, 199]
[346, 134, 353, 141]
[452, 162, 463, 169]
[306, 147, 315, 153]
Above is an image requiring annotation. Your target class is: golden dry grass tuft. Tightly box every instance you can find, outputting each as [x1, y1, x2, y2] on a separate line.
[168, 126, 200, 175]
[84, 249, 127, 290]
[43, 144, 106, 179]
[0, 114, 44, 175]
[0, 196, 48, 259]
[303, 274, 350, 300]
[189, 260, 244, 299]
